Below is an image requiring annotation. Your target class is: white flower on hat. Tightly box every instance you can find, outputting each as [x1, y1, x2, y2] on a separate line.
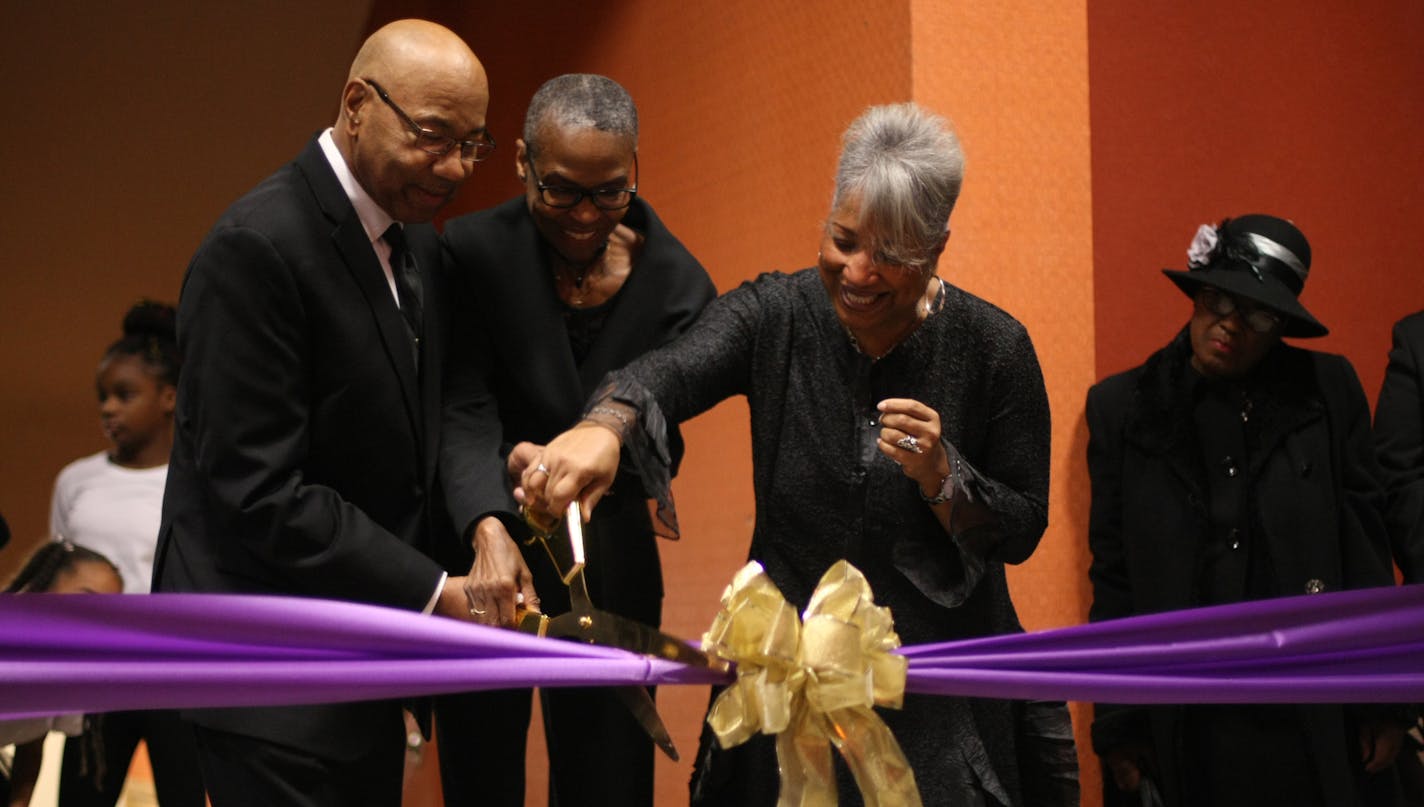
[1186, 223, 1219, 269]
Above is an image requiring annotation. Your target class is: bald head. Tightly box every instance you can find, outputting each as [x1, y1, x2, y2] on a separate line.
[334, 20, 491, 223]
[345, 19, 486, 105]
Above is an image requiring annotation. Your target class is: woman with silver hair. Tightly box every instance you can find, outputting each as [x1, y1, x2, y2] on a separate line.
[520, 103, 1075, 805]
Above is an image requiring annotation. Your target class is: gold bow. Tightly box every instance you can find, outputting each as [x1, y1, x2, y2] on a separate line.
[702, 560, 921, 807]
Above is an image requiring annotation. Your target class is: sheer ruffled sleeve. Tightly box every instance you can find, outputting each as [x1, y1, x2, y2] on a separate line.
[582, 374, 681, 538]
[578, 275, 773, 539]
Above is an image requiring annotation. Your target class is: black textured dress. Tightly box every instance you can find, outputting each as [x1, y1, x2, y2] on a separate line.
[595, 268, 1069, 806]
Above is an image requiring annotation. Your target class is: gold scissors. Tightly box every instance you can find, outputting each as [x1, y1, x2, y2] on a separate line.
[518, 501, 728, 761]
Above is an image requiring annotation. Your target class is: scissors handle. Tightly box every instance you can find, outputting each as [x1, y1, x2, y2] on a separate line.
[521, 502, 585, 586]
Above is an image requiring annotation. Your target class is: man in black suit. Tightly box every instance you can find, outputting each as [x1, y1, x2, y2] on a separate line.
[1377, 310, 1424, 583]
[153, 19, 502, 806]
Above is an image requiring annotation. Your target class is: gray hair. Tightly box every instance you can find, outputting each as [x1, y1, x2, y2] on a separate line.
[523, 74, 638, 157]
[830, 103, 964, 270]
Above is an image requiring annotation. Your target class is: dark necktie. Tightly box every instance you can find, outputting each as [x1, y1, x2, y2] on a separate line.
[382, 224, 424, 354]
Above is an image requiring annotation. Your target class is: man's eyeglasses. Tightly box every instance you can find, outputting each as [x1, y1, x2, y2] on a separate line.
[1196, 287, 1282, 334]
[525, 154, 638, 210]
[362, 78, 495, 162]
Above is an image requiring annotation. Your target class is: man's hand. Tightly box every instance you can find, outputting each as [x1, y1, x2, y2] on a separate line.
[436, 516, 539, 627]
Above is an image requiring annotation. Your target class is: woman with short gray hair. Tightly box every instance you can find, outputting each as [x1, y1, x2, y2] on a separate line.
[522, 102, 1076, 805]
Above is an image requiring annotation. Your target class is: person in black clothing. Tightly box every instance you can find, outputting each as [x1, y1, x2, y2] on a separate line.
[1376, 310, 1424, 583]
[1087, 214, 1407, 806]
[153, 20, 495, 807]
[435, 74, 716, 807]
[517, 102, 1077, 807]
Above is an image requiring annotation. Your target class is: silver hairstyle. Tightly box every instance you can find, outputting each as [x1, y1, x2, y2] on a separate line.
[523, 74, 638, 157]
[830, 103, 964, 270]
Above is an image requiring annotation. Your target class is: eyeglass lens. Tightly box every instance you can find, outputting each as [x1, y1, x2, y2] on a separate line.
[539, 186, 635, 210]
[1199, 289, 1280, 334]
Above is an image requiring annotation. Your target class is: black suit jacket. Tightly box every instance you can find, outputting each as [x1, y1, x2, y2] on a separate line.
[154, 136, 452, 759]
[1376, 310, 1424, 583]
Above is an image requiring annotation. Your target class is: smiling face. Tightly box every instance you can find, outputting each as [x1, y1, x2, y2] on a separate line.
[516, 125, 636, 265]
[96, 354, 175, 464]
[817, 197, 940, 355]
[1187, 287, 1282, 378]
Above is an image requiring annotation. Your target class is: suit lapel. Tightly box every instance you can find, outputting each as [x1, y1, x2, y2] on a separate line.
[295, 140, 422, 439]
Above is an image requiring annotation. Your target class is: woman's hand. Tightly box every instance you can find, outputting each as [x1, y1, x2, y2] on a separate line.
[520, 422, 622, 526]
[506, 441, 543, 499]
[877, 398, 951, 498]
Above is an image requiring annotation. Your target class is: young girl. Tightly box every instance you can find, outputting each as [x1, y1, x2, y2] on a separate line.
[47, 301, 204, 807]
[0, 541, 123, 807]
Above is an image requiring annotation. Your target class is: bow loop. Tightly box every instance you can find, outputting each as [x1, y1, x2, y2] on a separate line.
[702, 560, 922, 806]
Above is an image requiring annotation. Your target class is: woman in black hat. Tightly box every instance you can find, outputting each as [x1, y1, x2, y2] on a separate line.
[1085, 214, 1408, 806]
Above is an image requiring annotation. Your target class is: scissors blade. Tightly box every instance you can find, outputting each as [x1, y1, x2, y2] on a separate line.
[612, 685, 679, 761]
[542, 607, 729, 672]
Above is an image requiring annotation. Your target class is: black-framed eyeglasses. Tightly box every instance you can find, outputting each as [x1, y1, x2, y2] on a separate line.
[1196, 287, 1282, 334]
[525, 153, 638, 210]
[362, 78, 495, 162]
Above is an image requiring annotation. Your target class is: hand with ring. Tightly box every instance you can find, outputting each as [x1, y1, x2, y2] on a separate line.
[458, 515, 540, 627]
[518, 421, 621, 527]
[876, 398, 951, 498]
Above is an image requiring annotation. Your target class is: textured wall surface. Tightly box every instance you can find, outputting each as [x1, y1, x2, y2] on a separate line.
[1089, 1, 1424, 395]
[5, 1, 1418, 804]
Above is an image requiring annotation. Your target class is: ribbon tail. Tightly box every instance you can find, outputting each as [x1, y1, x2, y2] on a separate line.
[829, 707, 922, 807]
[775, 713, 838, 807]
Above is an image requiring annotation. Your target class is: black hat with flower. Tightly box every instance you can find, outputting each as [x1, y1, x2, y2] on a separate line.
[1162, 214, 1327, 338]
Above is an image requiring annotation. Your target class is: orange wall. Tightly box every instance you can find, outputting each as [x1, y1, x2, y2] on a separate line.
[1089, 1, 1424, 394]
[912, 0, 1099, 796]
[0, 1, 374, 570]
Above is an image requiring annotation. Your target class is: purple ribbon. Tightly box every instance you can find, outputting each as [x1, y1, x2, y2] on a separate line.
[2, 584, 1421, 719]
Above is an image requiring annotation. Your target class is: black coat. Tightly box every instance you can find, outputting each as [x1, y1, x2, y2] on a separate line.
[1086, 330, 1397, 806]
[438, 195, 716, 603]
[434, 196, 715, 807]
[154, 136, 451, 761]
[1376, 310, 1424, 583]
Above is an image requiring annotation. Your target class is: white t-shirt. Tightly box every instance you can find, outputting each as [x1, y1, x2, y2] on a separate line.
[49, 452, 166, 594]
